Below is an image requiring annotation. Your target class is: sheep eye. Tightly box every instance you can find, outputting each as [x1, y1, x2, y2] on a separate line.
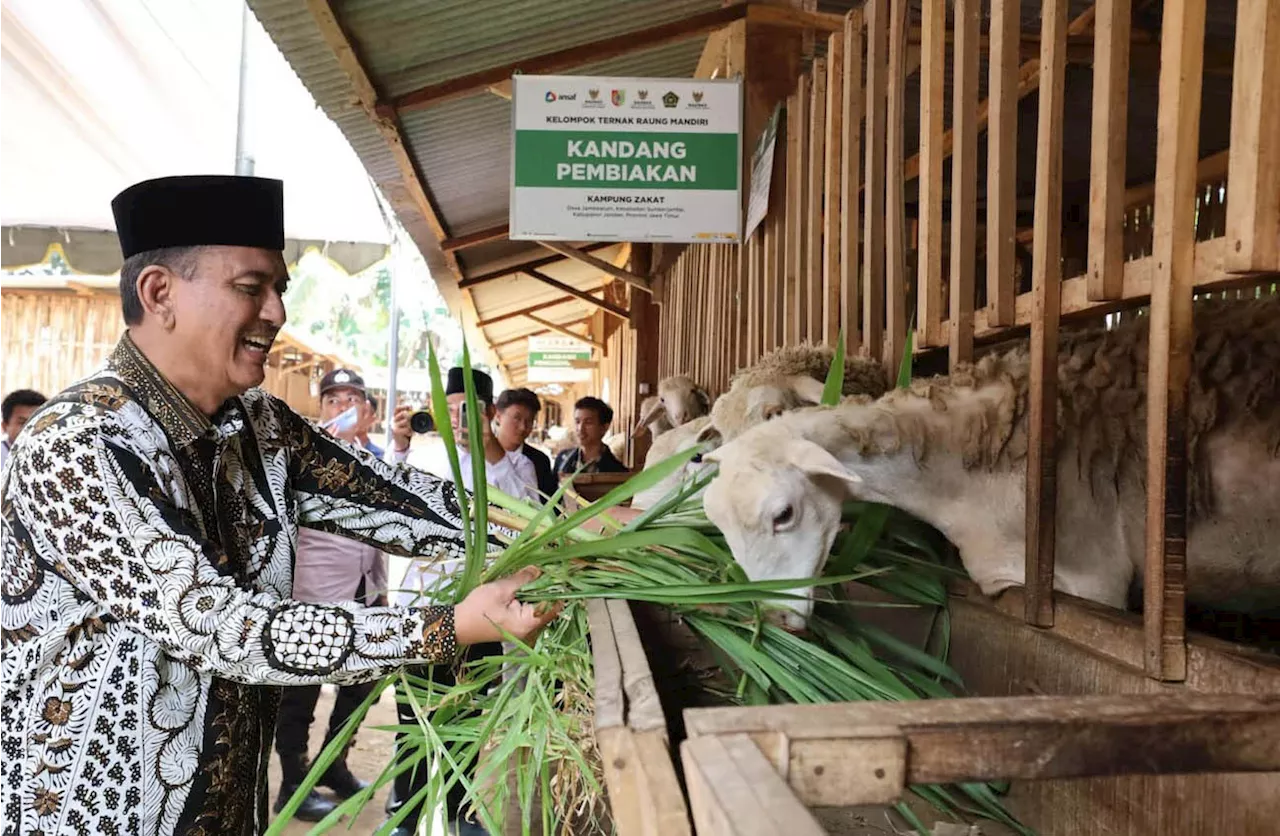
[771, 505, 795, 531]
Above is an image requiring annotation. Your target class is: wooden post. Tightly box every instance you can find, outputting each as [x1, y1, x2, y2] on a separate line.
[1087, 0, 1132, 301]
[949, 0, 979, 370]
[916, 0, 946, 349]
[1145, 0, 1206, 683]
[985, 0, 1019, 327]
[786, 82, 809, 345]
[862, 0, 888, 362]
[1225, 0, 1280, 273]
[807, 60, 828, 344]
[1024, 0, 1068, 629]
[822, 37, 844, 347]
[630, 246, 659, 469]
[840, 11, 864, 355]
[884, 0, 909, 376]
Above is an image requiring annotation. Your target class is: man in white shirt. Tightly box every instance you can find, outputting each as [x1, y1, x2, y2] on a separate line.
[0, 389, 46, 472]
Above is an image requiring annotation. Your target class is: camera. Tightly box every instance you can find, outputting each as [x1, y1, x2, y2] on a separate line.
[409, 409, 435, 434]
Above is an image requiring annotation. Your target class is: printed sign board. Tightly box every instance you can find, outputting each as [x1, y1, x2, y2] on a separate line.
[527, 335, 594, 383]
[509, 75, 743, 243]
[744, 102, 781, 241]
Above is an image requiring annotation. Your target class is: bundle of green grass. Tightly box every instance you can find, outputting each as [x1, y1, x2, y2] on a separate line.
[269, 337, 1032, 836]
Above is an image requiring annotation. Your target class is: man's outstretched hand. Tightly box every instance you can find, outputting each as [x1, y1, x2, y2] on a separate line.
[454, 566, 562, 646]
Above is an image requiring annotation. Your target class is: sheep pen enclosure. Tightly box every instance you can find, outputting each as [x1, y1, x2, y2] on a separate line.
[599, 1, 1280, 834]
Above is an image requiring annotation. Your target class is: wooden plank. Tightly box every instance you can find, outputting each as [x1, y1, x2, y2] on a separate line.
[681, 735, 827, 836]
[986, 0, 1020, 327]
[746, 4, 845, 34]
[840, 11, 864, 354]
[822, 36, 844, 347]
[441, 223, 509, 252]
[537, 242, 651, 293]
[524, 313, 605, 347]
[862, 0, 888, 361]
[806, 59, 828, 343]
[884, 0, 909, 376]
[1145, 0, 1206, 683]
[391, 5, 750, 112]
[522, 270, 628, 319]
[916, 0, 946, 349]
[631, 730, 693, 835]
[1225, 0, 1280, 272]
[1087, 0, 1132, 302]
[785, 81, 809, 345]
[948, 0, 979, 371]
[1025, 0, 1069, 630]
[588, 599, 624, 731]
[476, 293, 598, 328]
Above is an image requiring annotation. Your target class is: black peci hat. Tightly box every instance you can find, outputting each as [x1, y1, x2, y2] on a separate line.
[111, 175, 285, 258]
[445, 367, 494, 404]
[319, 368, 366, 396]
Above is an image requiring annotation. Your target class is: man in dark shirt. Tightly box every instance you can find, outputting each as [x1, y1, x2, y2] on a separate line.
[554, 396, 629, 475]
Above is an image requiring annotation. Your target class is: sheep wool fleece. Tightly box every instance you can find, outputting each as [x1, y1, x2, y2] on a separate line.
[0, 334, 492, 836]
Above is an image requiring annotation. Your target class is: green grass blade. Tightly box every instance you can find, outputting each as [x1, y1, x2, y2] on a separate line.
[822, 328, 847, 405]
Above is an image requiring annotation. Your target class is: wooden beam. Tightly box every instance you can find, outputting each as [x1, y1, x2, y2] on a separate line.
[822, 33, 843, 347]
[884, 0, 909, 376]
[476, 293, 601, 328]
[1145, 0, 1205, 683]
[523, 269, 629, 319]
[746, 4, 845, 33]
[441, 224, 509, 253]
[524, 313, 604, 348]
[458, 242, 614, 288]
[685, 695, 1280, 808]
[489, 317, 592, 350]
[391, 5, 750, 113]
[839, 10, 863, 355]
[682, 735, 830, 836]
[862, 0, 888, 361]
[537, 241, 652, 293]
[1225, 0, 1280, 272]
[1025, 0, 1069, 630]
[806, 58, 827, 342]
[1087, 0, 1132, 302]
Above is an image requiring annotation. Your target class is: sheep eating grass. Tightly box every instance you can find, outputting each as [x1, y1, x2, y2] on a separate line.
[703, 297, 1280, 630]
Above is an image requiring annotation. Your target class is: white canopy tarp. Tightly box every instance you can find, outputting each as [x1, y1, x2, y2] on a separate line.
[1, 0, 390, 259]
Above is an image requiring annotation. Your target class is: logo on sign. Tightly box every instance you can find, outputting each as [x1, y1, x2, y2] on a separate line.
[692, 90, 704, 103]
[545, 91, 557, 102]
[688, 89, 709, 110]
[662, 91, 679, 108]
[611, 89, 625, 106]
[584, 88, 604, 108]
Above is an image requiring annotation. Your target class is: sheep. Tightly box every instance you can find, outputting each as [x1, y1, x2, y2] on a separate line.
[703, 343, 890, 444]
[702, 297, 1280, 629]
[633, 375, 711, 439]
[631, 346, 891, 510]
[630, 416, 715, 510]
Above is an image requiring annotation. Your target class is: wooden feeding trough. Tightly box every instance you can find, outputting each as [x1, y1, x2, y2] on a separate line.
[588, 599, 692, 836]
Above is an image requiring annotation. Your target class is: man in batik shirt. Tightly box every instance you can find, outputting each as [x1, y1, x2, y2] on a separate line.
[0, 175, 557, 836]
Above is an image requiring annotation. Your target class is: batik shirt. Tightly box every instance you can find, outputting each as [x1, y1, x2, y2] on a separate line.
[1, 335, 501, 836]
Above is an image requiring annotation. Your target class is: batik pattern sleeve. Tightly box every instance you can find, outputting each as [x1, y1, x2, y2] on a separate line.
[270, 397, 512, 558]
[8, 416, 457, 686]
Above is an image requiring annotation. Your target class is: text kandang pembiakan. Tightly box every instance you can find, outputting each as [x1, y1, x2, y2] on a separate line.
[556, 139, 696, 183]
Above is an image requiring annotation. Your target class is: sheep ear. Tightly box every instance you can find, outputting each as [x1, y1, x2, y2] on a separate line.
[787, 439, 863, 489]
[695, 387, 711, 412]
[789, 375, 828, 406]
[694, 421, 722, 446]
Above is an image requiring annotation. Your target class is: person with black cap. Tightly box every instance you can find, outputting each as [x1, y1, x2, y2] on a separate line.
[0, 175, 559, 836]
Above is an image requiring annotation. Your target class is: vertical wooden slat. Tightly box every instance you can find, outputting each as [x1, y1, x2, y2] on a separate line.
[986, 0, 1019, 327]
[1025, 0, 1068, 630]
[884, 0, 909, 375]
[763, 219, 777, 352]
[786, 83, 810, 345]
[862, 0, 887, 361]
[1225, 0, 1280, 273]
[1087, 0, 1131, 301]
[840, 10, 864, 355]
[737, 242, 750, 371]
[747, 236, 759, 365]
[916, 0, 946, 349]
[1145, 0, 1205, 683]
[807, 60, 828, 343]
[823, 36, 844, 347]
[949, 0, 979, 371]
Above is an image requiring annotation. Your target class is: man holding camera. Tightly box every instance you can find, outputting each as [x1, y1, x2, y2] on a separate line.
[273, 368, 387, 820]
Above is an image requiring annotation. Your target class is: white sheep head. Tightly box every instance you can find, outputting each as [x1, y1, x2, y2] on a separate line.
[702, 435, 862, 630]
[702, 374, 827, 445]
[635, 375, 710, 436]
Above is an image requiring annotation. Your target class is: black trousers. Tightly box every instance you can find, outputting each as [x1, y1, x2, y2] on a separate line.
[390, 642, 503, 824]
